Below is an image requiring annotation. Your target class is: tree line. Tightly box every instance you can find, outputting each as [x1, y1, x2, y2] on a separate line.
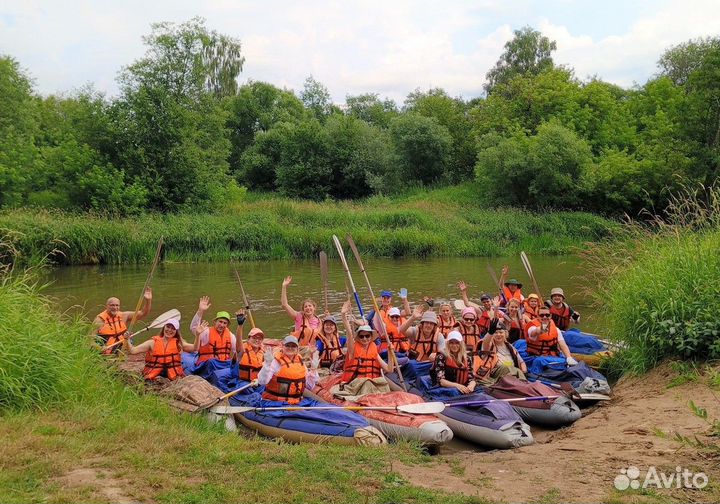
[1, 18, 718, 216]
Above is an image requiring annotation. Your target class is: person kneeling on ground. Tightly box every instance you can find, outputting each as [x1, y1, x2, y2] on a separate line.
[259, 335, 320, 404]
[399, 306, 444, 362]
[474, 320, 527, 385]
[125, 318, 194, 381]
[431, 331, 476, 394]
[525, 306, 578, 365]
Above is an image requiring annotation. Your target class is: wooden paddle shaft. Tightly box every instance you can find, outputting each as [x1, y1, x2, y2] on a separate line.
[128, 237, 163, 333]
[319, 251, 329, 314]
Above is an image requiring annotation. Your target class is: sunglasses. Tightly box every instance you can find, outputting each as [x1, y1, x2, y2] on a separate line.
[357, 333, 372, 340]
[463, 317, 476, 322]
[539, 314, 551, 318]
[390, 315, 400, 319]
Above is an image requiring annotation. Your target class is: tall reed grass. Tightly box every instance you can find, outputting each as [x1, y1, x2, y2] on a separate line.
[0, 185, 616, 266]
[584, 185, 720, 376]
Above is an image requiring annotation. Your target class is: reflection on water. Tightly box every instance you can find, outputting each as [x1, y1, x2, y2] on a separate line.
[42, 255, 604, 341]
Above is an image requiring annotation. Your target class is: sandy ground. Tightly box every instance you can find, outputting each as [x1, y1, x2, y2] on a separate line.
[398, 363, 720, 503]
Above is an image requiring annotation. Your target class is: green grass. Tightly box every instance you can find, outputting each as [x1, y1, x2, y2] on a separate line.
[586, 186, 720, 377]
[0, 269, 474, 504]
[0, 184, 617, 266]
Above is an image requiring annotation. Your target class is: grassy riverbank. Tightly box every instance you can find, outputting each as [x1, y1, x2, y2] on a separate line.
[0, 184, 617, 266]
[0, 271, 476, 504]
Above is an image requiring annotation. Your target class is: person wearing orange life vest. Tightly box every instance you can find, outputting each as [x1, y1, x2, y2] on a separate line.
[544, 287, 581, 331]
[456, 280, 498, 336]
[315, 315, 343, 368]
[437, 303, 458, 337]
[238, 327, 266, 382]
[398, 305, 445, 362]
[497, 265, 525, 307]
[190, 296, 241, 364]
[93, 288, 152, 354]
[281, 276, 321, 346]
[431, 331, 476, 394]
[522, 293, 542, 324]
[475, 320, 527, 384]
[125, 318, 194, 381]
[259, 335, 320, 404]
[339, 300, 392, 387]
[378, 307, 410, 354]
[366, 289, 411, 334]
[503, 299, 525, 343]
[526, 306, 578, 365]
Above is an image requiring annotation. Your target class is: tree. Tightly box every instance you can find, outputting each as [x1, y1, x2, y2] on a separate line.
[389, 114, 453, 185]
[658, 37, 720, 87]
[485, 26, 557, 95]
[300, 76, 333, 121]
[274, 119, 332, 200]
[345, 93, 398, 128]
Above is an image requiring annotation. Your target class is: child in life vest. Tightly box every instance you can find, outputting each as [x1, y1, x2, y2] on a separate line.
[259, 335, 320, 405]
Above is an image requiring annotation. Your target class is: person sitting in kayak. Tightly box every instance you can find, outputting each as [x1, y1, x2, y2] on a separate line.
[238, 325, 266, 382]
[545, 287, 581, 331]
[398, 306, 444, 362]
[457, 307, 482, 356]
[497, 265, 525, 307]
[456, 280, 498, 335]
[281, 275, 321, 346]
[316, 314, 343, 368]
[191, 296, 241, 364]
[382, 307, 410, 354]
[437, 302, 458, 337]
[366, 289, 411, 334]
[503, 299, 525, 343]
[94, 288, 152, 355]
[525, 306, 578, 365]
[339, 300, 393, 391]
[475, 320, 527, 384]
[125, 318, 194, 381]
[522, 293, 542, 327]
[431, 331, 476, 394]
[259, 335, 320, 404]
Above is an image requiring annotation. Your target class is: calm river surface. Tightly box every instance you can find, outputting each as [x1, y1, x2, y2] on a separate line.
[41, 255, 605, 340]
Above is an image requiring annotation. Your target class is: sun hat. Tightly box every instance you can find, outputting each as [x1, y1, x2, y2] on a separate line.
[164, 318, 180, 330]
[388, 307, 401, 317]
[420, 311, 438, 324]
[550, 288, 565, 299]
[504, 278, 523, 288]
[527, 293, 540, 301]
[248, 327, 265, 338]
[461, 307, 476, 318]
[446, 331, 463, 343]
[323, 315, 337, 325]
[355, 325, 373, 335]
[282, 335, 299, 346]
[214, 311, 231, 322]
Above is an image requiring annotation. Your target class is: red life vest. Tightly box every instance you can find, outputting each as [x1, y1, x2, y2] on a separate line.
[96, 310, 128, 355]
[383, 317, 410, 353]
[341, 342, 382, 383]
[437, 315, 458, 337]
[410, 329, 437, 362]
[197, 326, 234, 363]
[316, 330, 342, 367]
[239, 345, 264, 381]
[262, 353, 306, 404]
[549, 303, 572, 331]
[143, 336, 184, 381]
[473, 350, 499, 380]
[526, 320, 560, 356]
[458, 323, 482, 354]
[435, 354, 470, 386]
[501, 287, 524, 305]
[477, 311, 493, 335]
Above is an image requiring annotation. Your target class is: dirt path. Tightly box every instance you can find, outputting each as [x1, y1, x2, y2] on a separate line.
[400, 364, 720, 503]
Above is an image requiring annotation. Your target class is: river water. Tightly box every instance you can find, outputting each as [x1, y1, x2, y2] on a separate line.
[42, 255, 605, 340]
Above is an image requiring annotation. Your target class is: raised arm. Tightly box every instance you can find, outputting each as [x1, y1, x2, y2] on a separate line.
[235, 309, 246, 357]
[341, 300, 355, 360]
[400, 291, 411, 317]
[399, 305, 423, 338]
[124, 337, 154, 355]
[280, 276, 299, 320]
[124, 287, 153, 321]
[457, 281, 471, 307]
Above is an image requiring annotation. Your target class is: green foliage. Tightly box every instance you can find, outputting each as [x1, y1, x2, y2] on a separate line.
[485, 26, 557, 95]
[389, 113, 453, 185]
[300, 75, 333, 122]
[345, 93, 398, 128]
[274, 119, 332, 200]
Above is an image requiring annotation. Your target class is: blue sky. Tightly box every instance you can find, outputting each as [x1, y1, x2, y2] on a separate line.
[1, 0, 719, 103]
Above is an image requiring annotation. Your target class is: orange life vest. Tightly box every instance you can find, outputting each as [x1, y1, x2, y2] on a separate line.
[477, 311, 493, 335]
[143, 335, 184, 381]
[548, 303, 572, 331]
[435, 354, 470, 386]
[409, 329, 437, 362]
[526, 320, 560, 356]
[473, 350, 499, 380]
[239, 345, 264, 381]
[292, 319, 320, 347]
[501, 287, 524, 305]
[507, 316, 524, 343]
[383, 318, 409, 353]
[341, 342, 382, 383]
[316, 330, 342, 367]
[262, 352, 307, 404]
[97, 310, 128, 355]
[437, 315, 458, 337]
[523, 301, 539, 320]
[458, 323, 482, 354]
[197, 326, 234, 363]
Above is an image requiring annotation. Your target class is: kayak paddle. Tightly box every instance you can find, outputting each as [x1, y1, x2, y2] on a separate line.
[199, 382, 257, 411]
[332, 234, 365, 321]
[210, 401, 444, 415]
[103, 308, 181, 351]
[233, 262, 256, 329]
[520, 251, 542, 300]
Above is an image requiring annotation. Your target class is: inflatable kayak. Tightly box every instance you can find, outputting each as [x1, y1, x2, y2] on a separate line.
[485, 375, 581, 428]
[227, 383, 386, 446]
[386, 362, 533, 449]
[562, 329, 614, 368]
[308, 374, 453, 446]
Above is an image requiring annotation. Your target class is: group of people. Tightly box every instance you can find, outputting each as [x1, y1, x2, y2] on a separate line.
[93, 267, 583, 403]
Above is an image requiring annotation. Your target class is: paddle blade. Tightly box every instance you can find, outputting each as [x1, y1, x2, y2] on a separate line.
[398, 402, 445, 414]
[210, 405, 254, 415]
[577, 393, 611, 401]
[147, 309, 182, 329]
[453, 299, 480, 311]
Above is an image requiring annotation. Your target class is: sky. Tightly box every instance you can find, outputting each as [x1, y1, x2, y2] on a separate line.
[1, 0, 719, 104]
